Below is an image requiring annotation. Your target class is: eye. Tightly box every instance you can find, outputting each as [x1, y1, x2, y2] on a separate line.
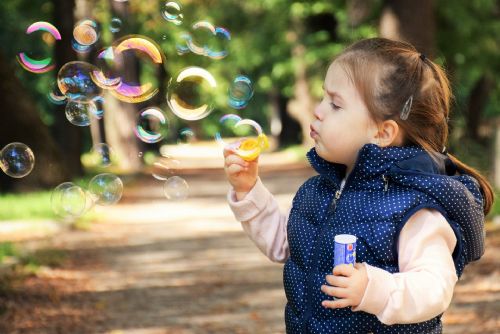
[329, 102, 341, 111]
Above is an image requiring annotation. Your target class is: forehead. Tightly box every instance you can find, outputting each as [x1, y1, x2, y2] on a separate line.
[324, 61, 358, 97]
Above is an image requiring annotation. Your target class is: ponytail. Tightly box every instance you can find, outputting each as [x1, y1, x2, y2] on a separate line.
[447, 153, 494, 215]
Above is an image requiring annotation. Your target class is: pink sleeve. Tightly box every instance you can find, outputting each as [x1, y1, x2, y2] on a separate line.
[352, 208, 458, 325]
[227, 177, 290, 263]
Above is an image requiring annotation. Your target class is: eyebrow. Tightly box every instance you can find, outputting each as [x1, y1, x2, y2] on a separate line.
[322, 84, 345, 103]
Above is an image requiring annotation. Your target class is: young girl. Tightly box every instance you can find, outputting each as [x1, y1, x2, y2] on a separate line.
[224, 38, 493, 334]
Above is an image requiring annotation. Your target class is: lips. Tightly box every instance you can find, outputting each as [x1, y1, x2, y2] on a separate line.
[310, 124, 318, 139]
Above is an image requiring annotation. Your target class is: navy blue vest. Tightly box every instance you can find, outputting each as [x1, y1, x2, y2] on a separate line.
[284, 144, 485, 334]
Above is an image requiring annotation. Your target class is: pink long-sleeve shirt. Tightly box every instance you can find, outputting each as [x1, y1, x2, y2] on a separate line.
[228, 177, 458, 325]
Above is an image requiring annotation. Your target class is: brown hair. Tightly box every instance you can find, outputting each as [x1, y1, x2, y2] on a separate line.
[335, 37, 494, 214]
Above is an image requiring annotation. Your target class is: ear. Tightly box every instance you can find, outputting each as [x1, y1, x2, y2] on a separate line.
[374, 120, 401, 147]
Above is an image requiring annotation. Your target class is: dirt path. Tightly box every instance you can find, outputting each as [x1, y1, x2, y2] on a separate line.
[1, 167, 499, 333]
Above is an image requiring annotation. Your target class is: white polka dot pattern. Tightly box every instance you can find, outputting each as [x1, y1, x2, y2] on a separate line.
[282, 144, 485, 333]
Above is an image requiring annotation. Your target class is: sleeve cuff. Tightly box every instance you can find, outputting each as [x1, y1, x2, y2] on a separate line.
[227, 178, 272, 222]
[352, 263, 392, 315]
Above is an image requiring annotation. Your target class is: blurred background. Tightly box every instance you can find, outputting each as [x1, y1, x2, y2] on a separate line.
[0, 0, 498, 333]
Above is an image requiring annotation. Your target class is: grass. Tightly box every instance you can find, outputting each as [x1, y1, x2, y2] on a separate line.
[0, 191, 55, 221]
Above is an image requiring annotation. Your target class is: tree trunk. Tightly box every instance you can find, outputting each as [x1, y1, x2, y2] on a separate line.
[287, 14, 315, 148]
[103, 0, 142, 172]
[52, 0, 84, 178]
[347, 0, 376, 26]
[0, 53, 69, 192]
[379, 0, 435, 57]
[465, 74, 494, 141]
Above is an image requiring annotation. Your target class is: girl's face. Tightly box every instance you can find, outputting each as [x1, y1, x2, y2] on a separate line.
[310, 61, 378, 173]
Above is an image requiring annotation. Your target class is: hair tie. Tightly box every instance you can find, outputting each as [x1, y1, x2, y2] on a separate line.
[400, 95, 413, 120]
[419, 53, 426, 61]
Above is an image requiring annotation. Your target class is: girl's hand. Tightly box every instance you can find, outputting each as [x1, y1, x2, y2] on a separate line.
[320, 263, 368, 309]
[223, 147, 258, 196]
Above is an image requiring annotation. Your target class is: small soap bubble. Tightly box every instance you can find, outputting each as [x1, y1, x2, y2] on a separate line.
[51, 182, 92, 218]
[177, 128, 196, 144]
[110, 17, 122, 33]
[163, 176, 189, 200]
[73, 19, 99, 46]
[134, 107, 169, 144]
[207, 27, 231, 60]
[215, 116, 265, 160]
[91, 96, 105, 119]
[65, 100, 95, 126]
[71, 38, 93, 53]
[88, 173, 123, 205]
[90, 143, 115, 167]
[57, 61, 102, 101]
[167, 67, 217, 121]
[152, 157, 180, 181]
[0, 142, 35, 178]
[17, 22, 61, 74]
[47, 82, 67, 105]
[90, 47, 123, 90]
[161, 2, 183, 25]
[228, 75, 253, 109]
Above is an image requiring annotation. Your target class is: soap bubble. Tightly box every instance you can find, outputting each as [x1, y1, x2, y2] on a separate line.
[47, 82, 67, 105]
[17, 22, 61, 74]
[161, 2, 183, 25]
[88, 173, 123, 205]
[89, 143, 115, 167]
[0, 142, 35, 178]
[134, 107, 169, 144]
[152, 157, 180, 181]
[57, 61, 102, 101]
[73, 19, 99, 46]
[228, 75, 253, 109]
[90, 47, 123, 90]
[51, 182, 91, 218]
[185, 22, 230, 59]
[175, 32, 192, 55]
[65, 100, 95, 126]
[207, 27, 231, 60]
[71, 38, 93, 53]
[163, 176, 188, 200]
[187, 21, 215, 56]
[167, 67, 217, 121]
[91, 96, 105, 119]
[110, 17, 122, 33]
[177, 128, 195, 144]
[109, 36, 165, 103]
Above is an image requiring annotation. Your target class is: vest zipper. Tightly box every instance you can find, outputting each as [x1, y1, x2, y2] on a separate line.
[303, 179, 346, 332]
[382, 174, 389, 192]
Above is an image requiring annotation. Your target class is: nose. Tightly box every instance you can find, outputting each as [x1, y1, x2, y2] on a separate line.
[313, 103, 323, 120]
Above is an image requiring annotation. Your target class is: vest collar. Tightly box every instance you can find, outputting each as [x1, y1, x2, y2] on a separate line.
[307, 143, 452, 188]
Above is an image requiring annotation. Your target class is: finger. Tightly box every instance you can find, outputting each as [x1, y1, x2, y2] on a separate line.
[333, 264, 355, 277]
[320, 285, 348, 299]
[321, 298, 351, 309]
[325, 274, 349, 288]
[225, 155, 249, 168]
[223, 142, 242, 157]
[226, 164, 247, 175]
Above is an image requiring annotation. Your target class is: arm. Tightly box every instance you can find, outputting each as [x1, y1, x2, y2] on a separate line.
[227, 177, 290, 263]
[353, 208, 458, 324]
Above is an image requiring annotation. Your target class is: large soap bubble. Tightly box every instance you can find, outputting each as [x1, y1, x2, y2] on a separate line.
[164, 176, 189, 200]
[167, 67, 217, 121]
[88, 173, 123, 205]
[57, 61, 102, 101]
[51, 182, 92, 218]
